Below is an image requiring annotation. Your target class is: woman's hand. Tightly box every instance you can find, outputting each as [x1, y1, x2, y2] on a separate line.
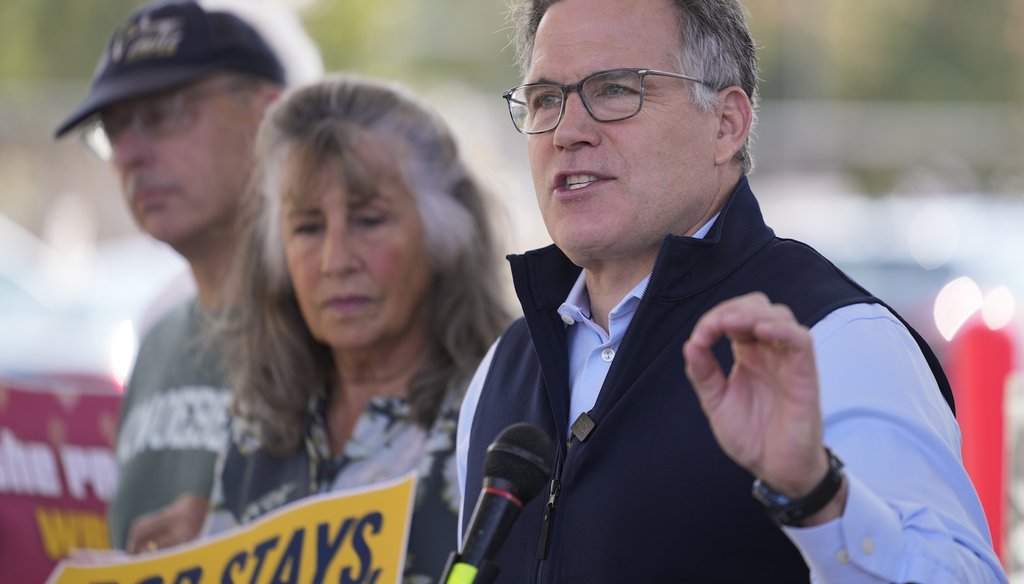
[125, 492, 209, 554]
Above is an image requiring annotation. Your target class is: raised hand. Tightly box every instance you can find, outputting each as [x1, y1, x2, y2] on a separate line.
[682, 292, 831, 500]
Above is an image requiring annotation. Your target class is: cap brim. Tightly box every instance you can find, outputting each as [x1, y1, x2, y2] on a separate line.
[53, 63, 221, 138]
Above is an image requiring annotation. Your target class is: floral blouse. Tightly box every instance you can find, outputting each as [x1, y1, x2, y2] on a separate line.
[205, 390, 462, 584]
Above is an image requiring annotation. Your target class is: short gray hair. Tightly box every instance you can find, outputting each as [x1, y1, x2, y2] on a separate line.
[508, 0, 759, 173]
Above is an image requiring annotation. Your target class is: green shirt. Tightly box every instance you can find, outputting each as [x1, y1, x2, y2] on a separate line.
[108, 298, 229, 549]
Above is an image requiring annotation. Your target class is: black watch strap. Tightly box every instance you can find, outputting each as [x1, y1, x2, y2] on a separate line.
[751, 447, 845, 526]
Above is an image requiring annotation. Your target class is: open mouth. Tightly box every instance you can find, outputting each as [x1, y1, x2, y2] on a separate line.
[564, 174, 599, 190]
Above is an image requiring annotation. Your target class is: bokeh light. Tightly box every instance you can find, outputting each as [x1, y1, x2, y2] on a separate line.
[982, 286, 1016, 331]
[934, 276, 983, 341]
[109, 319, 137, 393]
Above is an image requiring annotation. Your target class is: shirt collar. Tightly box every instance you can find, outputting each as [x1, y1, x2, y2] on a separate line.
[557, 213, 720, 328]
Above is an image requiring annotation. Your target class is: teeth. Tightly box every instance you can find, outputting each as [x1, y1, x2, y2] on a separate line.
[564, 174, 598, 190]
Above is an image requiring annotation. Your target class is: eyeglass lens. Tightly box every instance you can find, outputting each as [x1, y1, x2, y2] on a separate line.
[80, 92, 187, 161]
[508, 69, 643, 133]
[106, 94, 185, 141]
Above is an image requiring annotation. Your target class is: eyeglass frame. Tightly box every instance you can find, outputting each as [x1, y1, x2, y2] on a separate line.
[79, 77, 254, 161]
[501, 67, 710, 135]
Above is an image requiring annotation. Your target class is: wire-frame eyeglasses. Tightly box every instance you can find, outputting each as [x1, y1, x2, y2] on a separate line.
[79, 79, 251, 161]
[502, 67, 709, 135]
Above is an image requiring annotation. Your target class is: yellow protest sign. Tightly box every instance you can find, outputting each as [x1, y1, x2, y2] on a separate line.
[46, 473, 417, 584]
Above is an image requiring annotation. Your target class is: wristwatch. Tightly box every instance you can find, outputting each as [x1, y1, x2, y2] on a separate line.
[751, 448, 845, 526]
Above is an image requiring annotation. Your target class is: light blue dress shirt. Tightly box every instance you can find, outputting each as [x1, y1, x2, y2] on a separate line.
[456, 221, 1007, 583]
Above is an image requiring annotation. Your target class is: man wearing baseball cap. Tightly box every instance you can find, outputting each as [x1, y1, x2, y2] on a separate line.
[55, 0, 318, 553]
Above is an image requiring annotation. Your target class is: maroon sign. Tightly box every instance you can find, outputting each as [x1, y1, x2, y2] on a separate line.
[0, 382, 121, 584]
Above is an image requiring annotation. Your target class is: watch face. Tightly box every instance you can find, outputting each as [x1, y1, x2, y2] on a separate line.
[752, 479, 795, 507]
[750, 449, 845, 526]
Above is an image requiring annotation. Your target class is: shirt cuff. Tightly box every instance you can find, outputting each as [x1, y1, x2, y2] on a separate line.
[784, 472, 906, 582]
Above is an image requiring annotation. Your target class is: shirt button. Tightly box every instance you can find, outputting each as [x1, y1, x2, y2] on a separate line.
[601, 348, 615, 362]
[835, 549, 850, 564]
[861, 537, 875, 555]
[561, 314, 576, 326]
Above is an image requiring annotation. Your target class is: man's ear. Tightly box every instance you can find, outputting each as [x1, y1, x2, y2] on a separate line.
[713, 86, 753, 166]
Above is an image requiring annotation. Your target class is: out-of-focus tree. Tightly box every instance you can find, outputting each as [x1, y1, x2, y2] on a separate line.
[300, 0, 515, 89]
[0, 0, 139, 82]
[3, 0, 1019, 102]
[746, 0, 1022, 101]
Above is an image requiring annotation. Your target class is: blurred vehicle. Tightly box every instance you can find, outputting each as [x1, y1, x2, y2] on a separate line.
[760, 188, 1023, 359]
[0, 214, 188, 394]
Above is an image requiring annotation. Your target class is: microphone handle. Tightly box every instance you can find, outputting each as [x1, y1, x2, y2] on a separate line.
[460, 477, 523, 567]
[438, 552, 500, 584]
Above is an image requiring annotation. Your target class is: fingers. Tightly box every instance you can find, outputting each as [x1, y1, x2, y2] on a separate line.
[688, 292, 806, 351]
[125, 512, 164, 554]
[683, 330, 727, 407]
[683, 292, 812, 403]
[125, 493, 209, 554]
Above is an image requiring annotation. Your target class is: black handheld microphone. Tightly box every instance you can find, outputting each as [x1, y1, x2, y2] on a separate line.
[441, 422, 554, 584]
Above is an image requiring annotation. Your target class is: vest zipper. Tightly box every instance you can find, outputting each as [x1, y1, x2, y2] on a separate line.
[533, 245, 667, 580]
[537, 439, 566, 561]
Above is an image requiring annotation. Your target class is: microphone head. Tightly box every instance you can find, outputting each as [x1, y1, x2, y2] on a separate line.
[484, 422, 554, 502]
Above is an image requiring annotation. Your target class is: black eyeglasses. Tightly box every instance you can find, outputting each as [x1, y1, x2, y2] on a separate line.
[502, 68, 709, 135]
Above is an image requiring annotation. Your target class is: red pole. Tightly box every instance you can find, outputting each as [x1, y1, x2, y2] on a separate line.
[948, 316, 1016, 562]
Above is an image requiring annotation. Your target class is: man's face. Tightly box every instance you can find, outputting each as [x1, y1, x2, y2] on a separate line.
[103, 74, 271, 257]
[526, 0, 738, 277]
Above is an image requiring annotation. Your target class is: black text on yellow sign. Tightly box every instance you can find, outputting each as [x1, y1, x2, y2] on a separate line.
[139, 512, 383, 584]
[47, 474, 417, 584]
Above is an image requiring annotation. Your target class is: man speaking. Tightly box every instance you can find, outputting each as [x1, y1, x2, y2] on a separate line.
[456, 0, 1007, 582]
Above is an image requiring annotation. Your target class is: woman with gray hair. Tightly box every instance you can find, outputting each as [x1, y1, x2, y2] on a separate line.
[204, 74, 511, 582]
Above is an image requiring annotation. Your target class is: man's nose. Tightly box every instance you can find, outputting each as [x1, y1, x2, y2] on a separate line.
[552, 91, 600, 148]
[110, 125, 156, 170]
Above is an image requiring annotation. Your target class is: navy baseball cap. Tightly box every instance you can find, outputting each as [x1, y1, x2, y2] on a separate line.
[54, 0, 285, 138]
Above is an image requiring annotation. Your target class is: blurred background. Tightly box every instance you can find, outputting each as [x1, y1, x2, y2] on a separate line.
[1, 0, 1022, 575]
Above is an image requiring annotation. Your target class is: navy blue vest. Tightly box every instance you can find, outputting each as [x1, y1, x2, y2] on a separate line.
[464, 179, 953, 583]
